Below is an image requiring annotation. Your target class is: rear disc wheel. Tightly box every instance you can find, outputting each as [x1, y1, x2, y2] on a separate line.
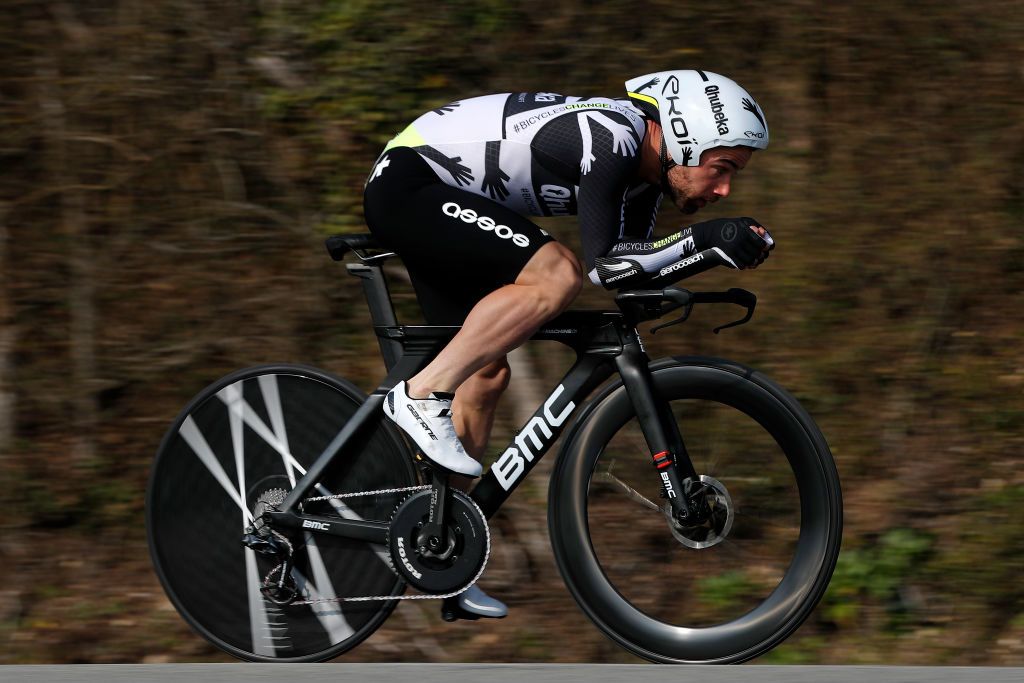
[147, 365, 417, 662]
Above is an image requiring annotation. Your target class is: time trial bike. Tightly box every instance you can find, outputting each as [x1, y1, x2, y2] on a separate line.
[146, 234, 842, 664]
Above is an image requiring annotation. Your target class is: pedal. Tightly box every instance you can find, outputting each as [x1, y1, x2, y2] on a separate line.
[440, 596, 480, 622]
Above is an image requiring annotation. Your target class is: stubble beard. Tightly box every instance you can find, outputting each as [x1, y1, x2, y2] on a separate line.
[665, 172, 701, 215]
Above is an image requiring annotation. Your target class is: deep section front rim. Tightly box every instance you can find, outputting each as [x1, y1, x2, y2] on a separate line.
[549, 361, 842, 663]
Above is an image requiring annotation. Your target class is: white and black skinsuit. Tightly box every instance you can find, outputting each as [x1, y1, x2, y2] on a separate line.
[363, 91, 692, 323]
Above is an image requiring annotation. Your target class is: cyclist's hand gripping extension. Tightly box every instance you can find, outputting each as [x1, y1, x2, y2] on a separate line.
[690, 216, 774, 270]
[591, 216, 775, 290]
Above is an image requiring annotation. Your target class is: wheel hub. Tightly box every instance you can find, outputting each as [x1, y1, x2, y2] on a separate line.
[665, 474, 734, 549]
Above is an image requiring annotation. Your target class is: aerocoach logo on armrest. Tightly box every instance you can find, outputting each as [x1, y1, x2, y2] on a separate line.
[494, 384, 575, 491]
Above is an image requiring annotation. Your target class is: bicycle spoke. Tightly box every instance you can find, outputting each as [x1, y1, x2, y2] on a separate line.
[593, 470, 661, 513]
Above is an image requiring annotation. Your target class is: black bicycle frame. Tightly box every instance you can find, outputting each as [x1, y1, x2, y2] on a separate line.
[266, 259, 700, 542]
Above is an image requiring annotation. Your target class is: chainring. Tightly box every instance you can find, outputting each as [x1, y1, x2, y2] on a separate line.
[386, 489, 489, 595]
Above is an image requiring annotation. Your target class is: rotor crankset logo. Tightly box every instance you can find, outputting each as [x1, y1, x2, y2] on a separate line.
[441, 202, 530, 247]
[396, 537, 422, 579]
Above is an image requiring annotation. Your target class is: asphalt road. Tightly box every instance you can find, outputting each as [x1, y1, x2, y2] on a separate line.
[2, 665, 1022, 683]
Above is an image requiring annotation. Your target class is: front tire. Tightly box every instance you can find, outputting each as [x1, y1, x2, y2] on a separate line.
[548, 358, 842, 663]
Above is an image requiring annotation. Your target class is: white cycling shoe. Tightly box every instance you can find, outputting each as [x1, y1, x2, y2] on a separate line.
[457, 584, 508, 619]
[383, 381, 483, 478]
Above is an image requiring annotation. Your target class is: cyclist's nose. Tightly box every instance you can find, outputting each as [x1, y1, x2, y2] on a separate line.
[714, 180, 731, 199]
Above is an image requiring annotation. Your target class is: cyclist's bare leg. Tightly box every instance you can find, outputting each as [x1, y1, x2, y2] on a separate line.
[448, 357, 511, 490]
[407, 241, 582, 398]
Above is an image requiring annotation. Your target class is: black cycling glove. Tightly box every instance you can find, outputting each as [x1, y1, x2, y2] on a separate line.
[689, 216, 773, 269]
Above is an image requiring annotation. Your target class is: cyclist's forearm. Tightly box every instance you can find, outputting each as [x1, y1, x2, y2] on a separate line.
[588, 217, 773, 289]
[587, 227, 697, 289]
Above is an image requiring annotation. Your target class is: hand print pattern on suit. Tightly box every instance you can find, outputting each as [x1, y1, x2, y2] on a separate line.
[433, 101, 462, 116]
[577, 111, 640, 175]
[481, 141, 511, 201]
[381, 93, 654, 272]
[416, 145, 474, 186]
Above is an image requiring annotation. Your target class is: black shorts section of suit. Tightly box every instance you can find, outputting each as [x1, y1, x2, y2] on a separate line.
[363, 146, 555, 325]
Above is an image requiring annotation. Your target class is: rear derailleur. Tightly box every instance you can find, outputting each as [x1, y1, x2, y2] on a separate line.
[241, 487, 299, 605]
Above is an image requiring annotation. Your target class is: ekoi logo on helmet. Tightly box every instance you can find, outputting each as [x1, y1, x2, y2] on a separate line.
[660, 75, 696, 155]
[441, 202, 531, 248]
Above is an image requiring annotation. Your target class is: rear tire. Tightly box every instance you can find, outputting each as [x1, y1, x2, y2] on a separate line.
[548, 358, 842, 663]
[147, 365, 417, 662]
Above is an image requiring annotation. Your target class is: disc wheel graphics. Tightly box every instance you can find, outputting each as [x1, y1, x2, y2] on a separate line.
[147, 365, 417, 662]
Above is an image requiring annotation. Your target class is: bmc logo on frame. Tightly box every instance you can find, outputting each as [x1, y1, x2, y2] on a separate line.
[441, 202, 531, 248]
[493, 384, 575, 490]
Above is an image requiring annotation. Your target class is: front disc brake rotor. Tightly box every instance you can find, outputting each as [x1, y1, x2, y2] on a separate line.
[666, 474, 734, 549]
[387, 489, 488, 594]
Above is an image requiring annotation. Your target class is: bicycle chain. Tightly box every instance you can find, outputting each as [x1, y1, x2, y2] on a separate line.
[266, 485, 490, 605]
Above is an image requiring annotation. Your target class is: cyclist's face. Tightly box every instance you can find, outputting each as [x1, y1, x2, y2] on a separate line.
[665, 147, 753, 215]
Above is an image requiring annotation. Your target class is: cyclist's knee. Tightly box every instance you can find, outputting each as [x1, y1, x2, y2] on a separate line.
[519, 242, 583, 313]
[551, 247, 584, 300]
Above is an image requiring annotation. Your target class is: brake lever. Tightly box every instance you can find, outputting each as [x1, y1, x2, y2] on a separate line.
[651, 301, 695, 334]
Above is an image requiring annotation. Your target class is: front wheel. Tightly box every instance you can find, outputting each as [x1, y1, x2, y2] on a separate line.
[548, 357, 842, 663]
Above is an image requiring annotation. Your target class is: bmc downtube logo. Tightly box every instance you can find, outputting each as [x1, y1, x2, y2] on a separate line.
[494, 385, 575, 491]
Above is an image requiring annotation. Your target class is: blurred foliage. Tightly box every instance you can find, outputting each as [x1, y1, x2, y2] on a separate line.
[0, 0, 1022, 665]
[824, 529, 934, 630]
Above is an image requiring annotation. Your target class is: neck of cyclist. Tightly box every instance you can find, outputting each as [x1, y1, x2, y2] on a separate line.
[638, 119, 667, 186]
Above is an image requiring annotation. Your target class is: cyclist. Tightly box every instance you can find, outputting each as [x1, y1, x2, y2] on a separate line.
[364, 70, 773, 618]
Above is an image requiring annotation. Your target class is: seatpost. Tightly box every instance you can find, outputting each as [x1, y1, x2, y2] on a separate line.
[346, 262, 403, 371]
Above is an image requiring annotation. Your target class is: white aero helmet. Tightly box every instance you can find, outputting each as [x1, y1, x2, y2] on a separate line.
[625, 70, 769, 167]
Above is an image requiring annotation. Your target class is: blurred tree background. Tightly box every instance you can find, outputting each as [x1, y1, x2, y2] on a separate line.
[1, 0, 1022, 665]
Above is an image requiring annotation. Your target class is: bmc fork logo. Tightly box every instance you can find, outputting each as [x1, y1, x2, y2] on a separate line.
[494, 385, 575, 490]
[660, 472, 677, 498]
